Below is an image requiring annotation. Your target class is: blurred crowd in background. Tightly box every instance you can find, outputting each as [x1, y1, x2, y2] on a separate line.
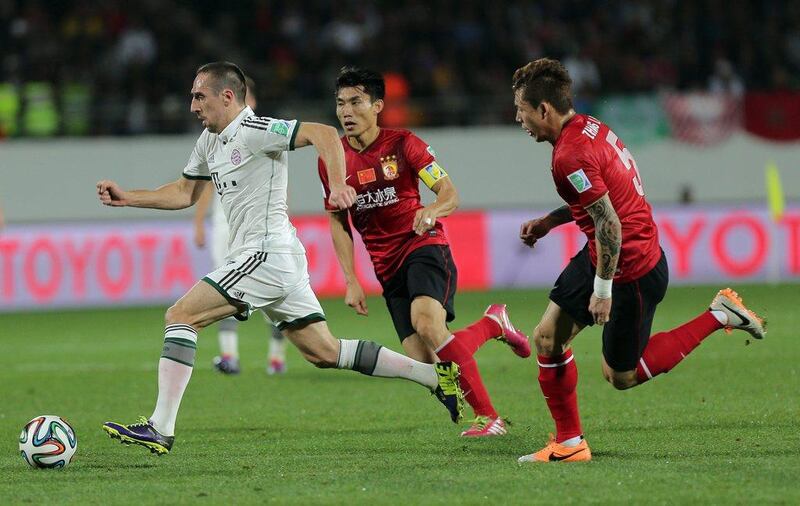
[1, 0, 799, 136]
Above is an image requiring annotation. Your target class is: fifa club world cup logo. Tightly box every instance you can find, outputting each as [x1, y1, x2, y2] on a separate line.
[231, 148, 242, 165]
[381, 155, 399, 180]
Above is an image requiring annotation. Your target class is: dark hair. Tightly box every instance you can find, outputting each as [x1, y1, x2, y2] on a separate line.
[244, 75, 255, 94]
[196, 61, 247, 103]
[512, 58, 573, 114]
[335, 66, 385, 101]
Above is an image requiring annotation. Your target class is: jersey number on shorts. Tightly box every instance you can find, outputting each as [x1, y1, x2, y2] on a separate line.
[606, 130, 645, 197]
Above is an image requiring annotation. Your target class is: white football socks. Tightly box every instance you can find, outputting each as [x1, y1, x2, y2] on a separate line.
[560, 435, 583, 448]
[711, 310, 728, 326]
[150, 325, 197, 436]
[268, 325, 286, 361]
[372, 347, 438, 389]
[218, 317, 239, 358]
[336, 339, 438, 389]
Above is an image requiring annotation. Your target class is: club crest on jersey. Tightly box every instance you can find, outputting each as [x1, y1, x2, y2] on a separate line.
[231, 148, 242, 165]
[381, 155, 399, 180]
[357, 168, 377, 184]
[567, 169, 592, 193]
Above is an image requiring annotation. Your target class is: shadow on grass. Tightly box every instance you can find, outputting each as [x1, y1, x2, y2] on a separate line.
[79, 462, 161, 470]
[197, 424, 429, 436]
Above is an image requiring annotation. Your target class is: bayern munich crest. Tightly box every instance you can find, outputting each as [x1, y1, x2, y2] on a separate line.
[381, 155, 399, 180]
[231, 148, 242, 165]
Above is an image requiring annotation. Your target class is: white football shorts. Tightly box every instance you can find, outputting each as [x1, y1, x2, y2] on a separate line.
[202, 250, 325, 330]
[210, 215, 229, 268]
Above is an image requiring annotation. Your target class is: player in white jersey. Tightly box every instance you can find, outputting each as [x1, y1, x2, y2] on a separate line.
[192, 75, 287, 375]
[97, 62, 464, 455]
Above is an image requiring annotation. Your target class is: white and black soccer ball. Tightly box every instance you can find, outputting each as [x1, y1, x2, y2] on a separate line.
[19, 415, 77, 469]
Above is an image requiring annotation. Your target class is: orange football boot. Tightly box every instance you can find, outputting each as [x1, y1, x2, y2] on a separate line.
[709, 288, 766, 339]
[518, 434, 592, 463]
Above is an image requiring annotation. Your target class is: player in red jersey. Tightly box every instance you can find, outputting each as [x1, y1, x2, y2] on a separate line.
[319, 67, 531, 437]
[511, 58, 767, 462]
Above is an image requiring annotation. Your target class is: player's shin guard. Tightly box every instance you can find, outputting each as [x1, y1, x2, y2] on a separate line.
[453, 317, 501, 355]
[336, 339, 438, 389]
[636, 311, 722, 384]
[150, 324, 197, 437]
[436, 336, 498, 418]
[538, 349, 582, 443]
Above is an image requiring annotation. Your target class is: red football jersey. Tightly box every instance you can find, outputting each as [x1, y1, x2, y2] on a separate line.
[552, 114, 661, 283]
[319, 128, 449, 284]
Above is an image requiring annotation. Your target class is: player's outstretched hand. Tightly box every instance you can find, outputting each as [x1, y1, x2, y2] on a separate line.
[329, 184, 357, 210]
[413, 208, 437, 236]
[589, 294, 612, 325]
[519, 216, 551, 248]
[345, 281, 368, 316]
[97, 180, 129, 207]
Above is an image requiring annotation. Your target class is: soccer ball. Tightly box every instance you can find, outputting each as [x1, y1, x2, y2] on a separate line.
[19, 415, 77, 469]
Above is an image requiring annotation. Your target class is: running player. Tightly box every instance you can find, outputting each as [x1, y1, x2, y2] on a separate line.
[97, 62, 464, 455]
[319, 67, 531, 437]
[511, 58, 766, 462]
[192, 75, 287, 375]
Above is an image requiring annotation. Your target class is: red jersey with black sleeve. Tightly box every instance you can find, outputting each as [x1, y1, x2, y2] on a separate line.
[319, 128, 449, 284]
[551, 114, 661, 283]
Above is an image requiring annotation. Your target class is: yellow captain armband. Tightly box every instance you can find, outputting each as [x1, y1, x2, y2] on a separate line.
[417, 161, 448, 189]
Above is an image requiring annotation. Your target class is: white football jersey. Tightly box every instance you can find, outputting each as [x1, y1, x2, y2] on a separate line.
[183, 106, 304, 261]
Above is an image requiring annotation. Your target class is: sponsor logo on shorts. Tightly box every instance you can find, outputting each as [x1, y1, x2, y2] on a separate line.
[427, 145, 436, 157]
[567, 169, 592, 193]
[357, 168, 377, 184]
[231, 149, 242, 165]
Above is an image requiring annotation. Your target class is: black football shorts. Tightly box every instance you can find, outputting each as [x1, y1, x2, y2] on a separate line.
[381, 244, 457, 341]
[549, 244, 669, 371]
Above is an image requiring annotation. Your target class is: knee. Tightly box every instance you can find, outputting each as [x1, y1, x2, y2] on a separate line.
[165, 304, 191, 327]
[604, 370, 637, 390]
[533, 324, 556, 357]
[411, 315, 439, 343]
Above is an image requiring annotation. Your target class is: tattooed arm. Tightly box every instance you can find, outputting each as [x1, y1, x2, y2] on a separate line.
[585, 193, 621, 325]
[586, 194, 621, 280]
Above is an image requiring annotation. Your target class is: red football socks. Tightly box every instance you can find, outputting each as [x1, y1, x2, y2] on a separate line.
[636, 311, 723, 384]
[538, 349, 582, 443]
[453, 317, 501, 355]
[437, 336, 498, 418]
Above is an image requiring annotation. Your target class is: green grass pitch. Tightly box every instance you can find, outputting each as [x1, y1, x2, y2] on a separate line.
[1, 284, 798, 504]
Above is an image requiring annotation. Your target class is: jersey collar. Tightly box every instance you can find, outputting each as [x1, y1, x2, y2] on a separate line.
[218, 106, 253, 143]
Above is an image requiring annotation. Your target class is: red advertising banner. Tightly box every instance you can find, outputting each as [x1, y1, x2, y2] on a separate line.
[0, 206, 797, 312]
[0, 212, 489, 312]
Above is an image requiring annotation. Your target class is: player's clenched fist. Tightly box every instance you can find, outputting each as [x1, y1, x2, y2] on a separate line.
[328, 184, 356, 210]
[345, 281, 369, 316]
[96, 180, 129, 207]
[588, 294, 612, 325]
[519, 216, 551, 248]
[413, 208, 437, 236]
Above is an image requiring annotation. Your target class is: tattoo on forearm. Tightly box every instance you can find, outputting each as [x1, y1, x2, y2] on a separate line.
[586, 196, 621, 279]
[548, 205, 574, 225]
